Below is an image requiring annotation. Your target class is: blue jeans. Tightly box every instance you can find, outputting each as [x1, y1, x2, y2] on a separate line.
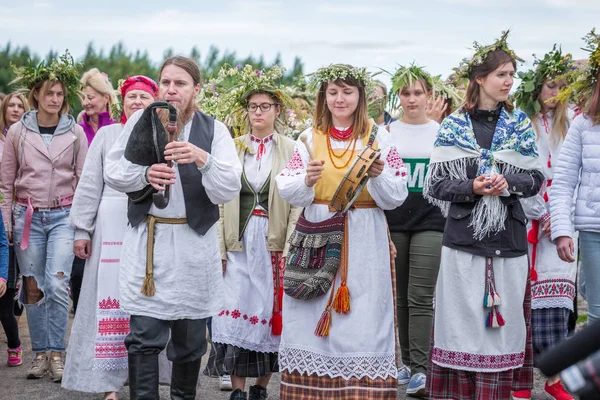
[579, 231, 600, 325]
[12, 204, 74, 352]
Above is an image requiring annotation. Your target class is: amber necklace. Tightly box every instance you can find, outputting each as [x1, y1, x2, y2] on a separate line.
[327, 127, 358, 170]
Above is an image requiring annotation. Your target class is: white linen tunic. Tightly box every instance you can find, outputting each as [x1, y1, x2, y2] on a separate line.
[521, 111, 577, 310]
[275, 127, 408, 380]
[63, 124, 130, 392]
[212, 134, 281, 353]
[104, 110, 242, 320]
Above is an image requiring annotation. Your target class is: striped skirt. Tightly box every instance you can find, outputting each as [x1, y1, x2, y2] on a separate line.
[280, 370, 397, 400]
[204, 342, 278, 378]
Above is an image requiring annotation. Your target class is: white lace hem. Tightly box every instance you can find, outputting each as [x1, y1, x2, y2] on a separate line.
[278, 346, 398, 380]
[212, 334, 280, 354]
[531, 298, 574, 311]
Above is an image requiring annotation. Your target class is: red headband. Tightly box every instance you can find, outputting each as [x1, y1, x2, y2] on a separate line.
[120, 76, 159, 123]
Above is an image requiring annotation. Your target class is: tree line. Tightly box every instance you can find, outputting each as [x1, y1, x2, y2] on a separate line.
[0, 41, 305, 115]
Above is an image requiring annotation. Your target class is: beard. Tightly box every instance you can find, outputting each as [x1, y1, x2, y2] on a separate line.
[157, 99, 197, 137]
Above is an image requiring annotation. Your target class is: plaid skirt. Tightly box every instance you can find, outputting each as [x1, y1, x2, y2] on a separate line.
[426, 277, 534, 399]
[532, 307, 570, 362]
[203, 341, 278, 378]
[280, 370, 398, 400]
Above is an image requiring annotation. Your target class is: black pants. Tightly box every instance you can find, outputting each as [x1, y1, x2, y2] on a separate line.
[125, 315, 207, 400]
[0, 288, 21, 349]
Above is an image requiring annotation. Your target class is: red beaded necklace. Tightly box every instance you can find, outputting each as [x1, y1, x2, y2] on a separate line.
[329, 126, 353, 141]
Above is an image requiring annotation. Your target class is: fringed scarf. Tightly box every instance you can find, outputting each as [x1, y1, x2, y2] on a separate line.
[424, 107, 541, 240]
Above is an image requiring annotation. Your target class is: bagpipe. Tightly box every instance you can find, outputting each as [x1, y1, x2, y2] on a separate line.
[124, 101, 177, 209]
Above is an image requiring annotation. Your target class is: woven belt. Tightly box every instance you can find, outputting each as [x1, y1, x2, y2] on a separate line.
[142, 215, 187, 297]
[313, 199, 377, 212]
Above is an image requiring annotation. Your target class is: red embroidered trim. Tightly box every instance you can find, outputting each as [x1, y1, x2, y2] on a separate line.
[100, 259, 120, 263]
[249, 134, 274, 145]
[218, 309, 273, 327]
[386, 147, 406, 176]
[432, 347, 525, 370]
[281, 148, 304, 175]
[98, 318, 130, 336]
[98, 297, 120, 309]
[95, 343, 128, 358]
[531, 279, 576, 301]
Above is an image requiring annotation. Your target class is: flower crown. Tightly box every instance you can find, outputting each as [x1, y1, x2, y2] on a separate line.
[550, 29, 600, 107]
[455, 30, 524, 80]
[10, 50, 82, 110]
[514, 45, 574, 117]
[197, 64, 294, 137]
[308, 64, 377, 96]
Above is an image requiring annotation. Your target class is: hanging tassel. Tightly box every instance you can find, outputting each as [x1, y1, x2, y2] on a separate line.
[486, 308, 506, 328]
[314, 309, 332, 337]
[493, 291, 502, 306]
[527, 221, 539, 244]
[332, 282, 351, 314]
[483, 290, 493, 308]
[496, 309, 506, 327]
[332, 213, 351, 314]
[141, 273, 156, 297]
[530, 268, 538, 281]
[271, 311, 282, 336]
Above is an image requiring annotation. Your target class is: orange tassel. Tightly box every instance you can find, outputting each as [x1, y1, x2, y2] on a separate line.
[314, 309, 332, 337]
[332, 282, 351, 314]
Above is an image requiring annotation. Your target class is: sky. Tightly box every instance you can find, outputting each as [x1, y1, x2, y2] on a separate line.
[1, 0, 599, 88]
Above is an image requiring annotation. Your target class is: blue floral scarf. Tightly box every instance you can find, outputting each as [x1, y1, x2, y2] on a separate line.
[424, 107, 541, 239]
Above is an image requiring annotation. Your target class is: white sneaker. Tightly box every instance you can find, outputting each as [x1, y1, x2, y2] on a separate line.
[220, 374, 233, 391]
[398, 365, 411, 385]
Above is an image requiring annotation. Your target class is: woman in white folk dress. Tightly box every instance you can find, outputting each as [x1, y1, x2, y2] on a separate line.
[276, 64, 409, 400]
[62, 76, 158, 400]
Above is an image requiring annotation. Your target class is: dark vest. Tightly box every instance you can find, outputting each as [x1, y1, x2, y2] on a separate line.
[127, 111, 219, 236]
[239, 171, 270, 239]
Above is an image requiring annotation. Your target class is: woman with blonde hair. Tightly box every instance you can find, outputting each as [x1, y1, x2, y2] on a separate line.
[0, 92, 29, 138]
[514, 46, 577, 400]
[71, 68, 118, 314]
[0, 91, 29, 368]
[79, 68, 117, 144]
[276, 64, 408, 399]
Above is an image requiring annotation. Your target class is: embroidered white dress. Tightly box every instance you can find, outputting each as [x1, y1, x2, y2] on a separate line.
[104, 110, 242, 320]
[211, 135, 280, 353]
[275, 127, 408, 382]
[522, 112, 577, 310]
[62, 124, 130, 392]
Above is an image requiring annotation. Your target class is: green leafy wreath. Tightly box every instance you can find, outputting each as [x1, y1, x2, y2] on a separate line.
[514, 45, 574, 117]
[10, 50, 82, 111]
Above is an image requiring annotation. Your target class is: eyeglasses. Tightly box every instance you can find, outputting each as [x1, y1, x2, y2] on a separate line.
[247, 103, 277, 112]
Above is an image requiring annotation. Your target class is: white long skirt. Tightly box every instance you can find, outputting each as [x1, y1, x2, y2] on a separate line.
[211, 215, 280, 353]
[431, 246, 528, 373]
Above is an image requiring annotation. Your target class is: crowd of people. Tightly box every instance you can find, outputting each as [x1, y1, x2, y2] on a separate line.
[0, 28, 598, 400]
